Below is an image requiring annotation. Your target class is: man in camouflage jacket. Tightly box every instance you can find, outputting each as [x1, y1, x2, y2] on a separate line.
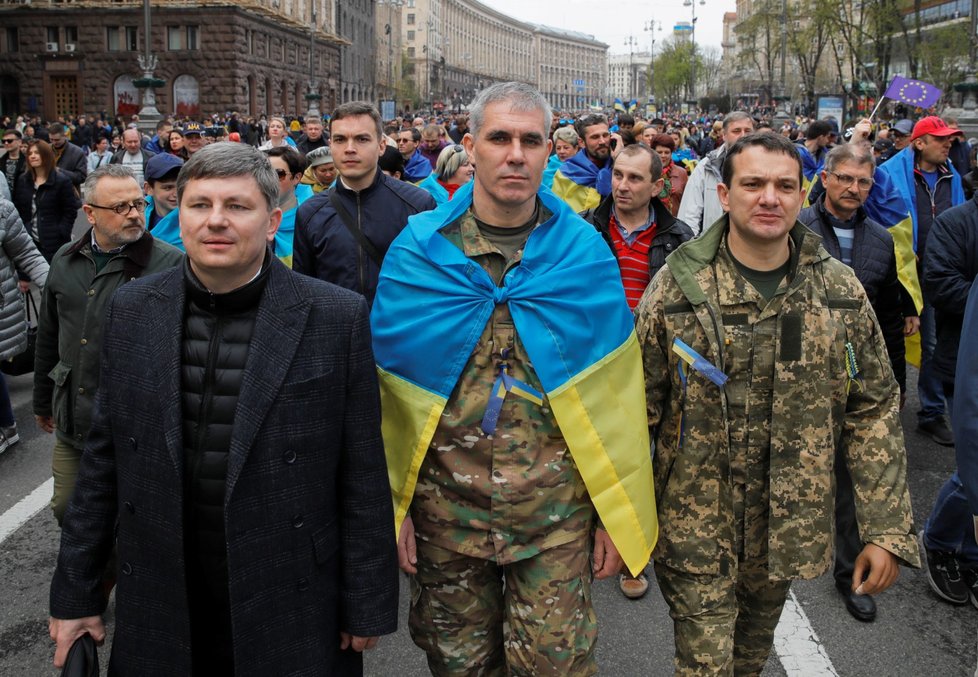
[635, 133, 919, 675]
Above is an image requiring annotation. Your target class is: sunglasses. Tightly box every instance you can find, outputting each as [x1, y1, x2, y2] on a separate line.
[450, 144, 464, 154]
[2, 138, 16, 144]
[274, 169, 292, 179]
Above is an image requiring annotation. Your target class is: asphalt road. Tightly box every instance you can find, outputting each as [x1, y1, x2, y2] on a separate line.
[0, 214, 974, 675]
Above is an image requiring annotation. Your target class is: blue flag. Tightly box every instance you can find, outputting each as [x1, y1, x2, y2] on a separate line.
[883, 76, 942, 108]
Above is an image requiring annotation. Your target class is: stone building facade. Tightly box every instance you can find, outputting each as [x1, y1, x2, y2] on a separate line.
[403, 0, 606, 112]
[0, 1, 344, 121]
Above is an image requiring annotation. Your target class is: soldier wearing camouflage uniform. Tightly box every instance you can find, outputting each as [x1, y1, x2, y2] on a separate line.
[375, 82, 657, 676]
[635, 133, 920, 675]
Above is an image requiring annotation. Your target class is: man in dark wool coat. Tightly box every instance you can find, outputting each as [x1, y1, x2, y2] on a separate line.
[48, 142, 398, 676]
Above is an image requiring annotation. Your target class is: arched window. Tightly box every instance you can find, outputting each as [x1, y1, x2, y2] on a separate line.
[114, 74, 139, 117]
[173, 74, 200, 117]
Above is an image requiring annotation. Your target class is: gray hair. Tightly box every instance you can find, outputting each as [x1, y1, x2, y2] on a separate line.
[435, 143, 469, 181]
[552, 126, 579, 146]
[176, 143, 279, 211]
[469, 82, 552, 139]
[722, 110, 753, 132]
[82, 164, 140, 205]
[823, 143, 875, 174]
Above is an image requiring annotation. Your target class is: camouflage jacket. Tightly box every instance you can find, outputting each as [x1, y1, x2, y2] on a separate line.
[635, 216, 920, 579]
[410, 206, 594, 564]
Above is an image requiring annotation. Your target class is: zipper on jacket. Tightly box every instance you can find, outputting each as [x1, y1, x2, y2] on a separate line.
[192, 311, 224, 490]
[355, 192, 365, 295]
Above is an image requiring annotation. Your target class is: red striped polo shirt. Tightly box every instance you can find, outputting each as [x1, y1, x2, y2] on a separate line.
[608, 211, 657, 310]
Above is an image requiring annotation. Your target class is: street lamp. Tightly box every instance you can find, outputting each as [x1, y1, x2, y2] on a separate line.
[379, 0, 404, 103]
[683, 0, 706, 103]
[624, 36, 638, 103]
[134, 0, 164, 131]
[304, 0, 322, 119]
[644, 20, 661, 106]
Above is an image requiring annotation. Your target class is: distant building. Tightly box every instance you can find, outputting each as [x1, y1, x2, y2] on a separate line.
[0, 1, 344, 120]
[402, 0, 607, 113]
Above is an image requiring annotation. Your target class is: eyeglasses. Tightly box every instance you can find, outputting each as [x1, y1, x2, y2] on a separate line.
[274, 169, 290, 179]
[1, 139, 15, 144]
[450, 144, 464, 155]
[89, 199, 148, 215]
[828, 171, 873, 190]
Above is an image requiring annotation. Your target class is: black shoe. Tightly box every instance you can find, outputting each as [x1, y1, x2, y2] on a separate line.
[836, 582, 876, 622]
[921, 532, 969, 604]
[918, 418, 954, 446]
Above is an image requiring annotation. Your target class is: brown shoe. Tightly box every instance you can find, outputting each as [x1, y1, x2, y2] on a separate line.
[618, 572, 649, 599]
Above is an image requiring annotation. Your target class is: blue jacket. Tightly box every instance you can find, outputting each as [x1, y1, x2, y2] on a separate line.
[954, 281, 978, 514]
[145, 197, 183, 251]
[293, 170, 436, 306]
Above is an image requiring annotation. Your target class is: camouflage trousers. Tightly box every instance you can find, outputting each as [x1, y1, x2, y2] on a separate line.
[654, 558, 791, 677]
[408, 539, 598, 677]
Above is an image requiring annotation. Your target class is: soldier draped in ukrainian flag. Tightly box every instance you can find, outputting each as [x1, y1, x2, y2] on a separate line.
[371, 82, 657, 676]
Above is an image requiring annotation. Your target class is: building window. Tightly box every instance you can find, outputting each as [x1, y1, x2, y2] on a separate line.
[46, 26, 59, 49]
[408, 46, 415, 58]
[407, 30, 415, 41]
[187, 26, 199, 50]
[126, 26, 138, 51]
[65, 26, 78, 44]
[106, 27, 120, 51]
[4, 27, 17, 53]
[167, 26, 183, 50]
[407, 13, 415, 25]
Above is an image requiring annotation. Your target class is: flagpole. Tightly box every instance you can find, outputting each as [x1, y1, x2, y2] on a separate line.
[867, 96, 886, 121]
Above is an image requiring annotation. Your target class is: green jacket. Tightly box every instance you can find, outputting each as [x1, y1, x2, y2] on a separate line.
[635, 216, 920, 579]
[34, 229, 184, 448]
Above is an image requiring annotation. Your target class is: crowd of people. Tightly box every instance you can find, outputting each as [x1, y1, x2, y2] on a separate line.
[0, 81, 975, 676]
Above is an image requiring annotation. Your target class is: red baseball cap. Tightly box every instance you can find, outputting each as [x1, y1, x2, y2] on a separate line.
[911, 116, 964, 141]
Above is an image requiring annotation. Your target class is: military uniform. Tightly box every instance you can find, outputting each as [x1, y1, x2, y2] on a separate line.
[408, 205, 599, 677]
[635, 217, 920, 675]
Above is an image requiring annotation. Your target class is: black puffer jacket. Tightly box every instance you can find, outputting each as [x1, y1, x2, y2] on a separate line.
[799, 196, 910, 391]
[13, 169, 81, 262]
[922, 195, 978, 388]
[181, 258, 267, 609]
[581, 195, 694, 278]
[293, 169, 435, 306]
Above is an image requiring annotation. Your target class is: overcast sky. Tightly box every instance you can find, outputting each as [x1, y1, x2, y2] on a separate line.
[480, 0, 734, 55]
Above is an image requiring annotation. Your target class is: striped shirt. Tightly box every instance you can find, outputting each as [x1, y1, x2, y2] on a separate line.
[608, 209, 657, 310]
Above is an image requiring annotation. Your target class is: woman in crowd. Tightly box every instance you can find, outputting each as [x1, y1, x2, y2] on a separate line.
[87, 136, 112, 173]
[167, 129, 188, 160]
[650, 134, 689, 218]
[417, 143, 474, 205]
[543, 126, 580, 190]
[0, 195, 49, 455]
[258, 116, 297, 150]
[12, 141, 80, 262]
[264, 146, 311, 268]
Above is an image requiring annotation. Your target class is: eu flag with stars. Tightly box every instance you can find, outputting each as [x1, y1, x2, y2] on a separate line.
[884, 76, 942, 108]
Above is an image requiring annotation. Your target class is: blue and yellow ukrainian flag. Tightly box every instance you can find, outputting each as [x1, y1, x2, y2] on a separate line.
[862, 168, 924, 366]
[371, 185, 658, 576]
[273, 183, 314, 268]
[614, 97, 626, 113]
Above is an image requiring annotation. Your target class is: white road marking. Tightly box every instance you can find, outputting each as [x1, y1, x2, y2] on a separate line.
[775, 589, 839, 676]
[0, 478, 53, 545]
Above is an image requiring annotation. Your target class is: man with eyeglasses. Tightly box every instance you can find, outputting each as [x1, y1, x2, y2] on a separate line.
[0, 129, 26, 197]
[34, 164, 183, 530]
[799, 142, 918, 622]
[47, 122, 88, 191]
[396, 127, 432, 183]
